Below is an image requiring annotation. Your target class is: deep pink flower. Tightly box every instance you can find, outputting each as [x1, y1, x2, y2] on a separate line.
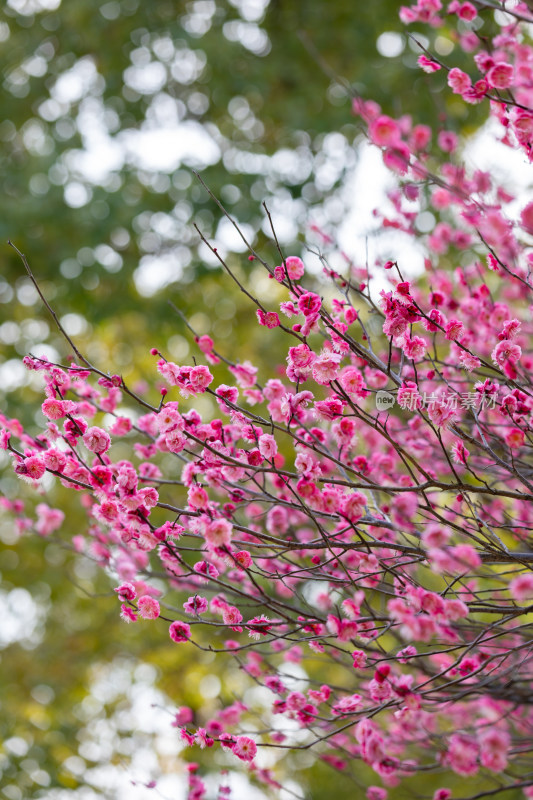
[169, 620, 192, 643]
[342, 492, 367, 522]
[233, 550, 252, 569]
[120, 604, 138, 623]
[138, 595, 161, 619]
[298, 292, 322, 317]
[314, 398, 344, 420]
[223, 605, 243, 631]
[520, 201, 533, 234]
[352, 650, 367, 668]
[451, 440, 469, 464]
[258, 433, 277, 459]
[183, 595, 208, 615]
[510, 573, 533, 603]
[188, 484, 209, 510]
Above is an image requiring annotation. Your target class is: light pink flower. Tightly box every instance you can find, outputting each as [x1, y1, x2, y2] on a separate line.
[188, 484, 209, 509]
[506, 427, 525, 448]
[340, 366, 365, 396]
[41, 398, 67, 419]
[205, 518, 233, 549]
[83, 426, 111, 454]
[402, 335, 427, 361]
[428, 403, 456, 429]
[342, 492, 367, 522]
[109, 416, 132, 436]
[491, 340, 521, 367]
[258, 433, 278, 459]
[510, 573, 533, 603]
[256, 309, 280, 328]
[20, 456, 46, 481]
[486, 62, 513, 90]
[285, 256, 305, 280]
[138, 595, 161, 619]
[369, 115, 401, 146]
[479, 728, 510, 772]
[448, 68, 472, 95]
[190, 365, 214, 393]
[418, 55, 441, 73]
[232, 736, 257, 762]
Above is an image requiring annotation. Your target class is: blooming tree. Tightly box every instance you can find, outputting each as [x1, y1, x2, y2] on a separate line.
[2, 1, 533, 797]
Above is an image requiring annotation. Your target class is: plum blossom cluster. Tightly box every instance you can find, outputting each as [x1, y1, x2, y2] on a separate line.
[2, 2, 533, 799]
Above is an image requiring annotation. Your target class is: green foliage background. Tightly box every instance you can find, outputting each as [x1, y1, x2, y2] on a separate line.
[0, 1, 498, 798]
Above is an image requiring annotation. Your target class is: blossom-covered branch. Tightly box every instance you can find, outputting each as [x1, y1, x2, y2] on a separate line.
[2, 1, 533, 798]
